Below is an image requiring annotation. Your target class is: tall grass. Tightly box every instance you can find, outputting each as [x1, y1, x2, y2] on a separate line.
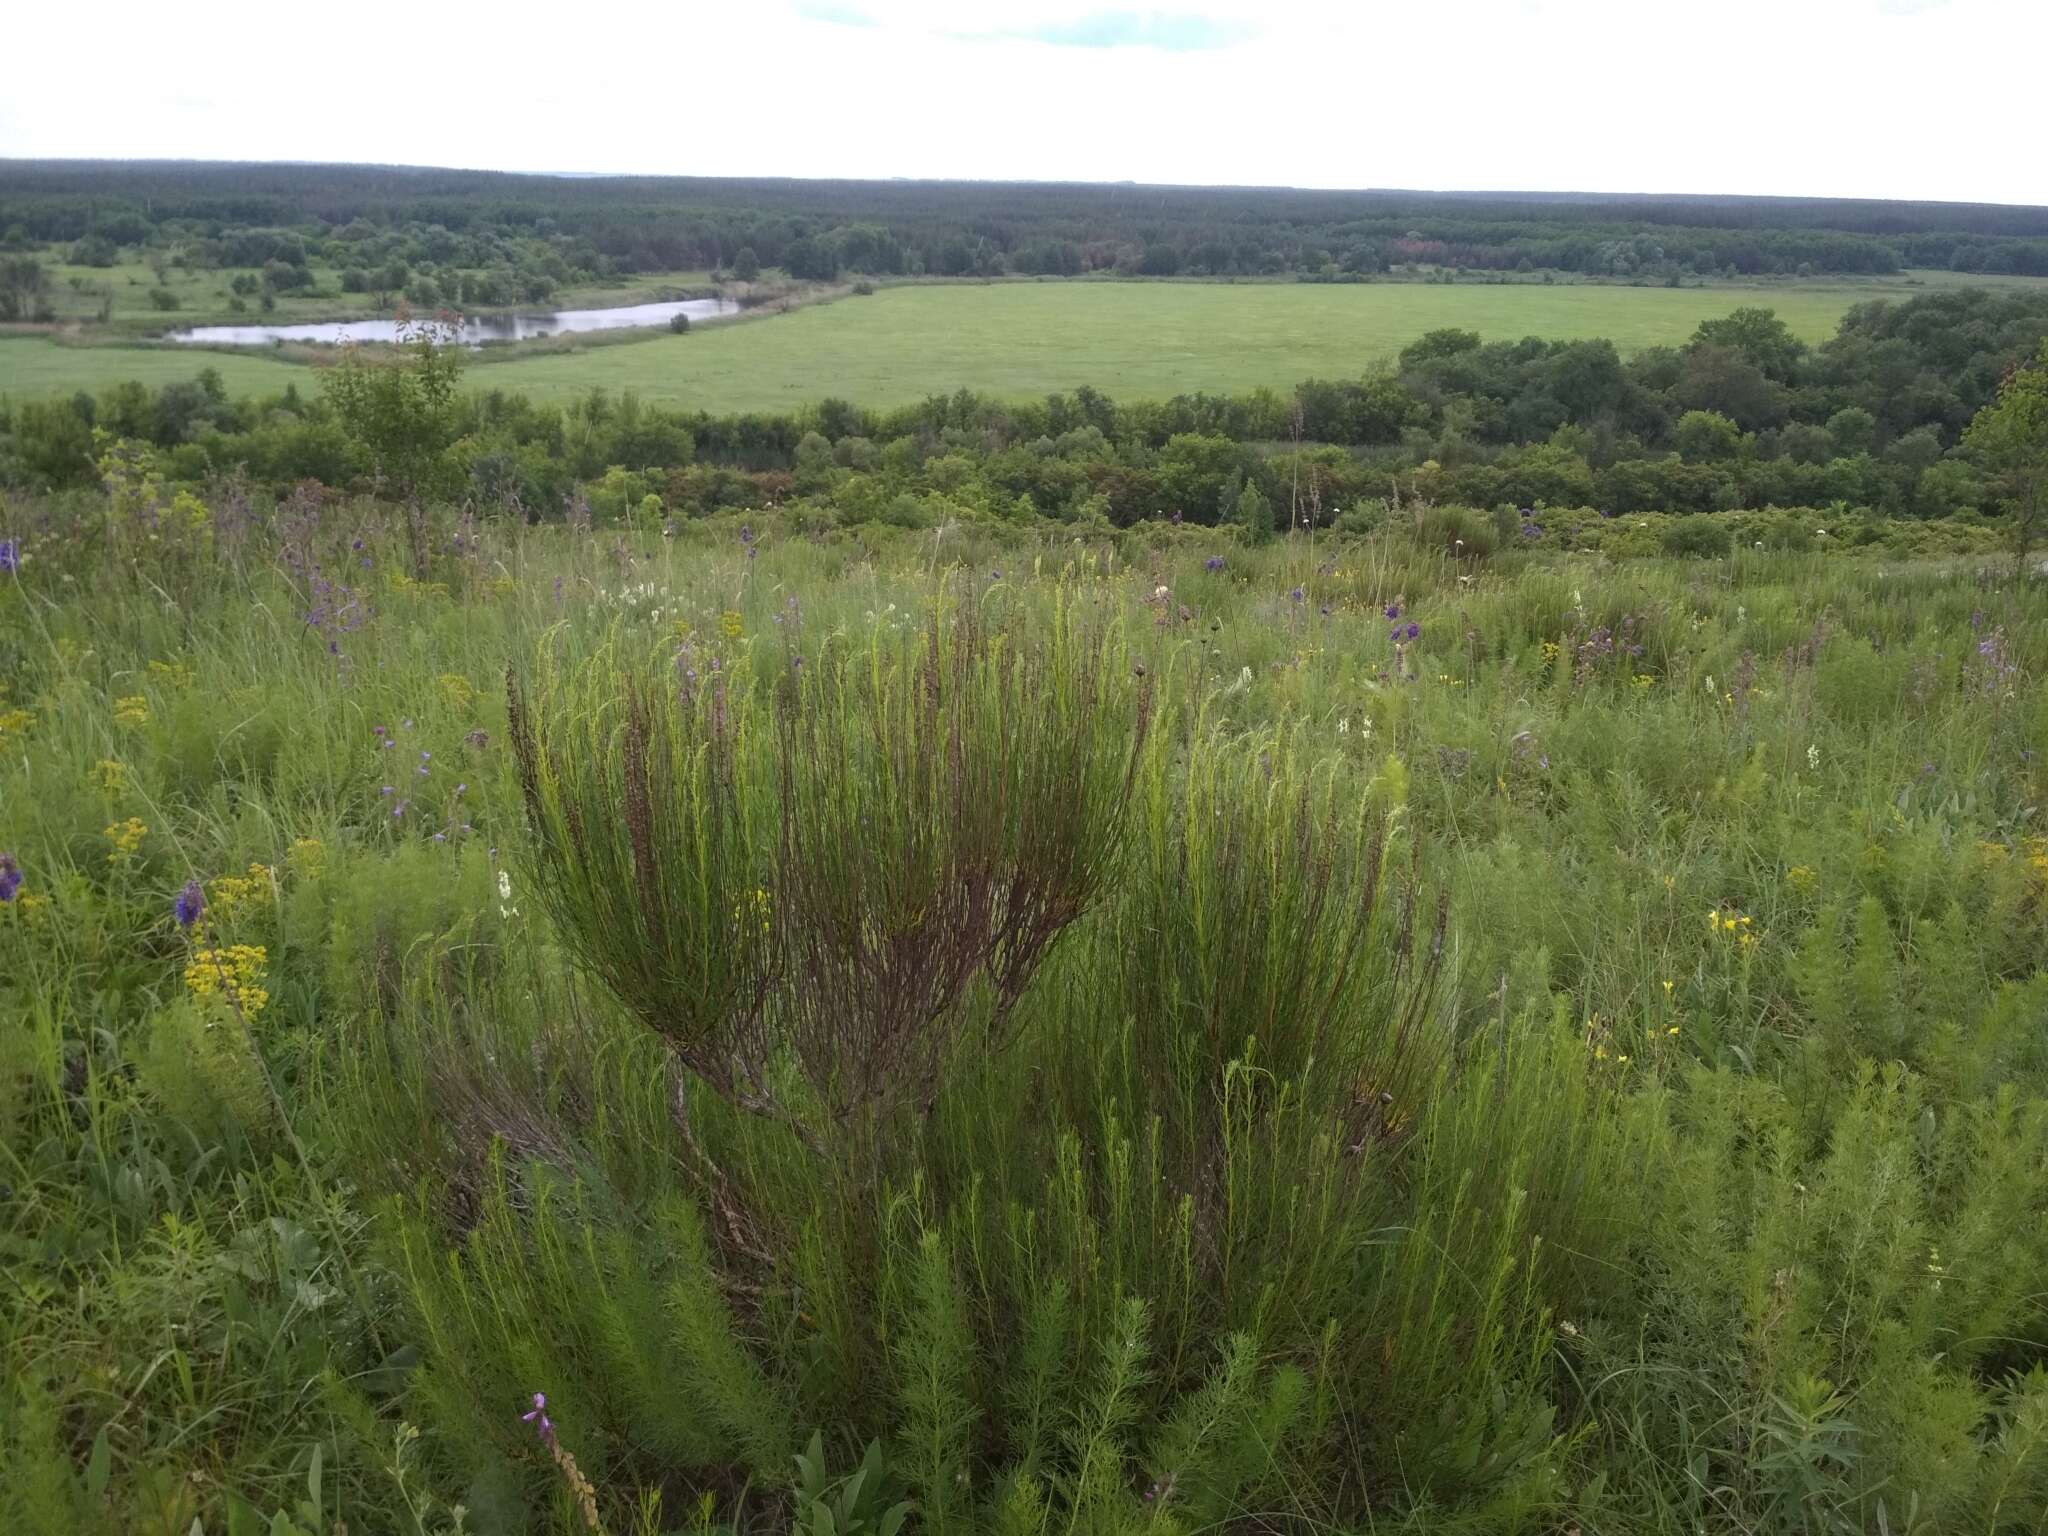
[3, 490, 2048, 1532]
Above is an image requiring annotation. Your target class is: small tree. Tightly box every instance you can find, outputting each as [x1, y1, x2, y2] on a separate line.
[1236, 479, 1273, 543]
[1965, 339, 2048, 575]
[669, 311, 691, 334]
[324, 317, 464, 508]
[0, 255, 49, 321]
[732, 247, 760, 281]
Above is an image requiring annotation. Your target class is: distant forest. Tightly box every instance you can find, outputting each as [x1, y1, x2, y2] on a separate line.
[5, 160, 2048, 283]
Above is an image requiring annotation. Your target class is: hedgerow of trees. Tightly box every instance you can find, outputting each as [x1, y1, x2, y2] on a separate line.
[4, 288, 2045, 541]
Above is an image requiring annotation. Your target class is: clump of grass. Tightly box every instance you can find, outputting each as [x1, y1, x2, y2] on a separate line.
[509, 594, 1152, 1147]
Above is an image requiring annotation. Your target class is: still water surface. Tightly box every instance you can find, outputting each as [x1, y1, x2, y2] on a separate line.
[169, 297, 740, 346]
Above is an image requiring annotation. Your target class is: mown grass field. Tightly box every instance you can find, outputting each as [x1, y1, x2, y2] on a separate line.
[5, 479, 2048, 1533]
[3, 273, 2014, 412]
[0, 335, 316, 398]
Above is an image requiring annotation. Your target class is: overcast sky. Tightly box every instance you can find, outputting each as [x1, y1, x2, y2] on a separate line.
[4, 0, 2043, 205]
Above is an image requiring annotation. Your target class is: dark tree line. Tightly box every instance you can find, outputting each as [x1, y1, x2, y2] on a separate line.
[6, 161, 2048, 282]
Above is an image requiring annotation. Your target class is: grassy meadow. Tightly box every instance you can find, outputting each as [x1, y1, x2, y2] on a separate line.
[5, 481, 2048, 1534]
[1, 273, 1991, 413]
[23, 261, 724, 334]
[465, 280, 1877, 411]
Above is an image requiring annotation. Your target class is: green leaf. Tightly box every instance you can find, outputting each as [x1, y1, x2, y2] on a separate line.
[839, 1464, 869, 1520]
[306, 1441, 322, 1515]
[85, 1425, 111, 1500]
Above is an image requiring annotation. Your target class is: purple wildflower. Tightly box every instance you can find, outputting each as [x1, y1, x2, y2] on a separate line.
[0, 539, 17, 575]
[174, 878, 205, 931]
[521, 1392, 556, 1449]
[1405, 622, 1420, 641]
[0, 852, 20, 903]
[1384, 601, 1402, 620]
[1290, 586, 1305, 603]
[1205, 555, 1225, 572]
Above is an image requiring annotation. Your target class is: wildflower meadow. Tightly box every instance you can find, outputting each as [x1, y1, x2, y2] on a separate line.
[4, 474, 2048, 1536]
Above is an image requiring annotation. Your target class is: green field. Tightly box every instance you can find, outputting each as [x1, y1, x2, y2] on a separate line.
[469, 280, 1881, 410]
[0, 336, 316, 398]
[0, 275, 1990, 412]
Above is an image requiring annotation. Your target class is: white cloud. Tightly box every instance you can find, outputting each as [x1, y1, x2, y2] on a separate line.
[0, 0, 2041, 203]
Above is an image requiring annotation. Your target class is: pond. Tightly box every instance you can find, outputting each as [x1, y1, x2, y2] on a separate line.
[167, 296, 741, 346]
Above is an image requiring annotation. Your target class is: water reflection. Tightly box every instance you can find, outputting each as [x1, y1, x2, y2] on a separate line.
[169, 297, 740, 346]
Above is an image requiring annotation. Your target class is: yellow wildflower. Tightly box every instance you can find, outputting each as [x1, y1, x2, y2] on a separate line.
[287, 838, 327, 879]
[113, 696, 149, 726]
[718, 610, 746, 641]
[209, 863, 275, 921]
[438, 673, 476, 709]
[183, 944, 270, 1018]
[105, 818, 148, 861]
[147, 658, 194, 690]
[92, 759, 127, 794]
[1786, 865, 1818, 894]
[732, 886, 772, 937]
[0, 707, 34, 739]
